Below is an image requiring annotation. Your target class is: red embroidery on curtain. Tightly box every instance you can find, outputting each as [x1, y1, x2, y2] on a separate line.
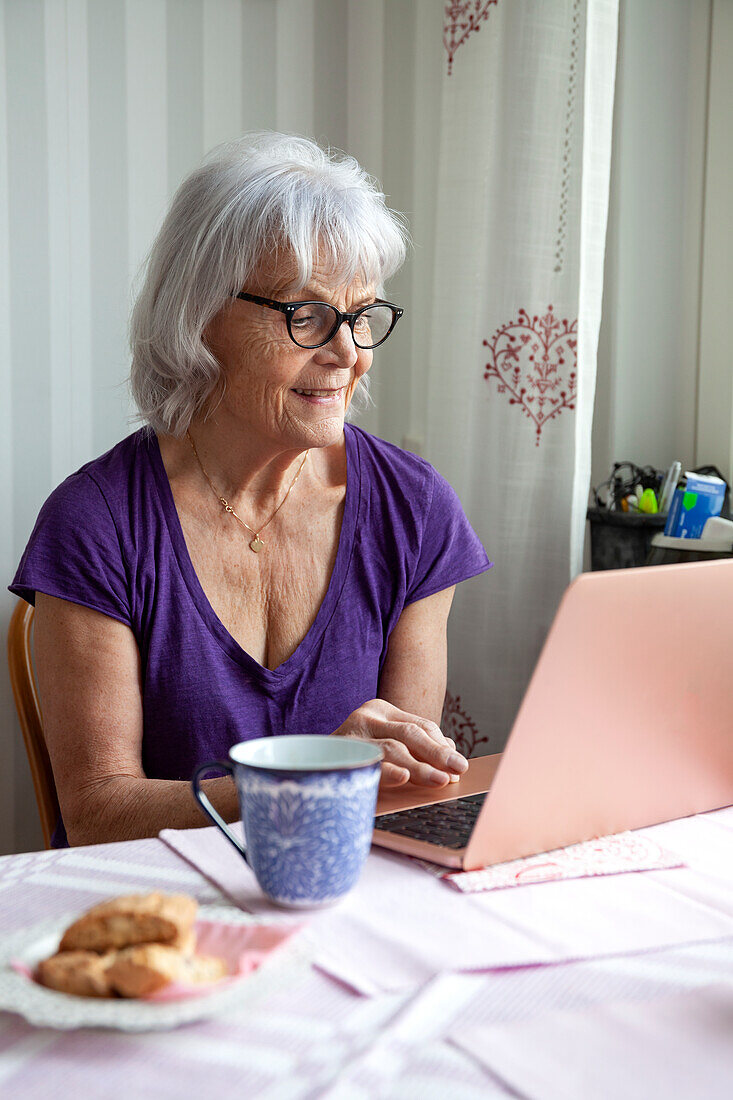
[483, 306, 577, 445]
[443, 1, 498, 75]
[441, 690, 488, 758]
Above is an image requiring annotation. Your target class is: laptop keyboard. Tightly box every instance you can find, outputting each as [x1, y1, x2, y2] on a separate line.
[374, 793, 487, 850]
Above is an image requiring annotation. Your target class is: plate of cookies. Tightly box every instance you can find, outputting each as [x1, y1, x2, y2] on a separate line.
[0, 892, 307, 1030]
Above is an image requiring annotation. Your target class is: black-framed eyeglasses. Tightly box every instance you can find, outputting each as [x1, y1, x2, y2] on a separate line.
[233, 291, 404, 350]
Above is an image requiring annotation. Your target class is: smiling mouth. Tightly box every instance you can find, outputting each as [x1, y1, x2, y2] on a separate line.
[292, 387, 344, 398]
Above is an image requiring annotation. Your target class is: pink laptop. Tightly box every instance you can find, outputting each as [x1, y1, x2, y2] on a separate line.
[373, 559, 733, 870]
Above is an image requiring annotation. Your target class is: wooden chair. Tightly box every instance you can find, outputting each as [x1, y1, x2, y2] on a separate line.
[7, 601, 60, 849]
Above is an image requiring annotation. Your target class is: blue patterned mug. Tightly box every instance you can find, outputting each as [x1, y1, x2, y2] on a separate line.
[191, 736, 383, 908]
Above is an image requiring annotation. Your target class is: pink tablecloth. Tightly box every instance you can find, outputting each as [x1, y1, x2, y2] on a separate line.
[0, 809, 732, 1097]
[160, 809, 733, 994]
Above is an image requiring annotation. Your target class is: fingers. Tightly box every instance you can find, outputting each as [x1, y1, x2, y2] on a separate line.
[437, 732, 461, 777]
[394, 713, 461, 761]
[372, 706, 469, 786]
[438, 733, 461, 780]
[392, 722, 467, 776]
[379, 762, 411, 788]
[335, 700, 468, 790]
[423, 725, 459, 756]
[378, 735, 454, 788]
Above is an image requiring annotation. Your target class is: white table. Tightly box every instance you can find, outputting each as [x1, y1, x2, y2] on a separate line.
[1, 818, 732, 1099]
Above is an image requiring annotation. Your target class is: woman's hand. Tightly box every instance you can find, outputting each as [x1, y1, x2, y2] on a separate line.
[332, 699, 468, 788]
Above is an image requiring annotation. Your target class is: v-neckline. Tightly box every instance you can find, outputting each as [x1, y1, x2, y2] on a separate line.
[147, 424, 361, 683]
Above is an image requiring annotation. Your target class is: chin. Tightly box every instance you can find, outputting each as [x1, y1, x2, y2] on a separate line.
[287, 412, 345, 450]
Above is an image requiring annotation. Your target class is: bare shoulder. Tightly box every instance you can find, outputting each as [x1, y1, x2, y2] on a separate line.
[32, 594, 143, 759]
[390, 586, 457, 637]
[34, 592, 137, 650]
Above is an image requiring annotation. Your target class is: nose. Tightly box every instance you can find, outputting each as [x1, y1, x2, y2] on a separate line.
[316, 320, 359, 368]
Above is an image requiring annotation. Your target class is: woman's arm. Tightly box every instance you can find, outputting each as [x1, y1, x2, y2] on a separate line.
[378, 585, 456, 725]
[333, 586, 468, 787]
[33, 593, 238, 845]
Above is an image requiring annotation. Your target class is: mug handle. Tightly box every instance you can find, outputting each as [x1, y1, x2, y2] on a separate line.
[191, 760, 249, 864]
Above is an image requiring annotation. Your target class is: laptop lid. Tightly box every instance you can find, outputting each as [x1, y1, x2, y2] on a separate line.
[463, 559, 733, 869]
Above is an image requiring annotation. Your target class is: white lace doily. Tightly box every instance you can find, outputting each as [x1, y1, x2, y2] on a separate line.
[0, 904, 310, 1031]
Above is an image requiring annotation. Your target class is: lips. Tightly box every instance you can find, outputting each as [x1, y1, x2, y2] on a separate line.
[292, 388, 344, 397]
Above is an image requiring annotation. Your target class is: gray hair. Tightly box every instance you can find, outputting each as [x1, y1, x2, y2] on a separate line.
[129, 131, 409, 436]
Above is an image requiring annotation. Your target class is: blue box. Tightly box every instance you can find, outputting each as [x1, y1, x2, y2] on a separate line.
[663, 473, 726, 539]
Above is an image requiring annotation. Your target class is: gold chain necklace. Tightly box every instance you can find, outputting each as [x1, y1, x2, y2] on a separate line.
[186, 430, 309, 553]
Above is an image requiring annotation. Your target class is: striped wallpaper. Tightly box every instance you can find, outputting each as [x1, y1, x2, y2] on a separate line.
[0, 0, 441, 853]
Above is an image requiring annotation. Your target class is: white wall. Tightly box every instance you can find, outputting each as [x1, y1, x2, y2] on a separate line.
[1, 0, 728, 854]
[696, 0, 733, 483]
[592, 0, 710, 488]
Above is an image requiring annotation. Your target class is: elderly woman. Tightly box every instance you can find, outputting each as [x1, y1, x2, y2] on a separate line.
[10, 133, 491, 847]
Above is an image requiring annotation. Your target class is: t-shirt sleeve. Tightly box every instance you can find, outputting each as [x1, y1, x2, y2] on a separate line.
[405, 466, 492, 605]
[9, 471, 133, 627]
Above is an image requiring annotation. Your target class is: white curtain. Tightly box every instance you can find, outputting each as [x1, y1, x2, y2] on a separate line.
[430, 0, 619, 755]
[0, 0, 618, 851]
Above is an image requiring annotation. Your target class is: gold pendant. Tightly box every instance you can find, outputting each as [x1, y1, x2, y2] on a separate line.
[249, 536, 264, 553]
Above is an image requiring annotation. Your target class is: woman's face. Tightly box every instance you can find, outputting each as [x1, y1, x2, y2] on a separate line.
[204, 257, 375, 452]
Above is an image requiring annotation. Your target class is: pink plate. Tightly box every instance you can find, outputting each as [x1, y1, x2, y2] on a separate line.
[13, 918, 302, 1003]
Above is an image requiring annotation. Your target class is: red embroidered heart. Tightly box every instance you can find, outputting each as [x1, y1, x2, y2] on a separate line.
[444, 1, 499, 75]
[483, 306, 577, 446]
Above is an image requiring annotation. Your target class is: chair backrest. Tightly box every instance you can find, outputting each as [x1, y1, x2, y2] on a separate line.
[7, 601, 60, 849]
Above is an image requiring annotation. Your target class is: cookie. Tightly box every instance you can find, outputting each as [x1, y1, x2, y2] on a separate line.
[106, 943, 186, 997]
[107, 943, 227, 998]
[37, 950, 114, 998]
[58, 893, 198, 953]
[181, 953, 229, 985]
[176, 925, 197, 957]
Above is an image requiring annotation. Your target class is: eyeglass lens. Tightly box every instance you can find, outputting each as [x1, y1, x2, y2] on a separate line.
[290, 303, 394, 349]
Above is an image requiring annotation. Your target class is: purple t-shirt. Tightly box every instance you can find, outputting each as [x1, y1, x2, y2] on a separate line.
[10, 424, 491, 844]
